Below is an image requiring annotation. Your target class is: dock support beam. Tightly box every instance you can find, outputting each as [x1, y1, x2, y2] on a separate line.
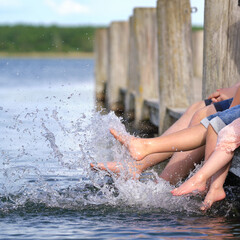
[95, 28, 108, 102]
[203, 0, 240, 98]
[106, 21, 129, 112]
[128, 8, 159, 128]
[157, 0, 194, 133]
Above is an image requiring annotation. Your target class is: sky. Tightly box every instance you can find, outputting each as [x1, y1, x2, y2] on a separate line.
[0, 0, 204, 26]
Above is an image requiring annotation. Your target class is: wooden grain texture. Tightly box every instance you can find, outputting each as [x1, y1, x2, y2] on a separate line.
[125, 16, 137, 114]
[106, 21, 129, 110]
[94, 28, 108, 101]
[192, 30, 204, 78]
[157, 0, 193, 133]
[130, 8, 158, 124]
[203, 0, 240, 98]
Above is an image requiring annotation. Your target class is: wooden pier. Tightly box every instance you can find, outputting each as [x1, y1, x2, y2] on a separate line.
[94, 0, 240, 177]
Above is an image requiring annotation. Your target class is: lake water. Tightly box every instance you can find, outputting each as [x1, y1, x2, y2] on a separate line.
[0, 58, 239, 239]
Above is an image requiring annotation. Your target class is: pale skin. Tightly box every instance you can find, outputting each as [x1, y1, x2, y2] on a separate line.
[91, 83, 240, 184]
[91, 101, 212, 182]
[171, 125, 233, 210]
[105, 86, 240, 209]
[171, 86, 240, 209]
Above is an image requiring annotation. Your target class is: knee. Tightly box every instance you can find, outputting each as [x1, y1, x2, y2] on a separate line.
[189, 105, 216, 127]
[189, 108, 207, 126]
[184, 100, 205, 116]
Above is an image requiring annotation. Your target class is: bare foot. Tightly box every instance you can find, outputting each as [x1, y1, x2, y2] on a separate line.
[171, 175, 207, 196]
[110, 128, 149, 161]
[90, 161, 143, 180]
[200, 187, 226, 211]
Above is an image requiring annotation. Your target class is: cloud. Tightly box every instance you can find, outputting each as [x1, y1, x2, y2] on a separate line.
[45, 0, 89, 15]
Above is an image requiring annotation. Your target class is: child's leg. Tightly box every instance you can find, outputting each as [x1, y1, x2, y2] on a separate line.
[201, 162, 232, 210]
[110, 102, 222, 161]
[163, 100, 206, 135]
[111, 123, 207, 160]
[159, 105, 216, 184]
[171, 125, 234, 195]
[171, 150, 233, 195]
[115, 104, 240, 161]
[160, 146, 205, 184]
[90, 152, 172, 179]
[91, 104, 216, 180]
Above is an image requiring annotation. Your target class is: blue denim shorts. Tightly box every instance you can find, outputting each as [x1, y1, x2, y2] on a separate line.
[204, 98, 233, 111]
[201, 104, 240, 133]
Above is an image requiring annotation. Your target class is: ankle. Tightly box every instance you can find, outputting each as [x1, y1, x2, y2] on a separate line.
[192, 173, 207, 185]
[209, 184, 224, 192]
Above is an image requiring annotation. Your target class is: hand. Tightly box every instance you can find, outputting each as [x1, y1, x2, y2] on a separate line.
[208, 87, 236, 102]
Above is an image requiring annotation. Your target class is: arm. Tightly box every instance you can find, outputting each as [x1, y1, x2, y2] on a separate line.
[208, 81, 240, 102]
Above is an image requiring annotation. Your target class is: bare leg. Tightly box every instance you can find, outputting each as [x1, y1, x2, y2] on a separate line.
[171, 126, 233, 196]
[160, 146, 205, 185]
[111, 124, 207, 160]
[171, 125, 217, 195]
[92, 124, 207, 179]
[90, 152, 172, 179]
[91, 103, 216, 182]
[110, 103, 217, 160]
[159, 105, 217, 184]
[163, 100, 206, 135]
[201, 162, 232, 211]
[90, 101, 205, 173]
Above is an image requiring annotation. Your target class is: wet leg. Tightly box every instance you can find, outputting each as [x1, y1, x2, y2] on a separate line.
[160, 146, 205, 185]
[171, 125, 234, 196]
[201, 161, 232, 211]
[158, 104, 217, 184]
[171, 125, 218, 195]
[111, 124, 207, 160]
[90, 152, 173, 179]
[90, 102, 215, 179]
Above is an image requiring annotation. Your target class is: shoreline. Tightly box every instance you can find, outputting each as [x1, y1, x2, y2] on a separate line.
[0, 51, 94, 59]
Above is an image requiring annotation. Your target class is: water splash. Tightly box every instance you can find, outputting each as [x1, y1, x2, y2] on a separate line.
[0, 106, 239, 216]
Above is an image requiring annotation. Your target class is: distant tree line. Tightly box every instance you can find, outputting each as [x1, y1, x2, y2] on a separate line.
[0, 25, 97, 53]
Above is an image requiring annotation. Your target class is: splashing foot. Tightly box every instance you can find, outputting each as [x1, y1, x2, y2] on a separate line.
[90, 161, 142, 180]
[200, 187, 226, 211]
[110, 128, 150, 161]
[171, 175, 207, 196]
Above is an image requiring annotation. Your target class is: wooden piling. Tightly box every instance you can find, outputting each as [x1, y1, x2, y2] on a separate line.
[202, 0, 240, 177]
[192, 30, 204, 79]
[106, 21, 129, 112]
[124, 16, 136, 121]
[95, 28, 108, 102]
[202, 0, 240, 98]
[157, 0, 194, 133]
[126, 8, 158, 128]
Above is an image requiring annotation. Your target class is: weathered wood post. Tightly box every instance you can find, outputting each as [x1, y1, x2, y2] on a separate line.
[203, 0, 240, 97]
[157, 0, 194, 133]
[95, 28, 108, 102]
[126, 8, 158, 129]
[124, 16, 136, 121]
[192, 29, 204, 102]
[106, 21, 129, 112]
[202, 0, 240, 177]
[192, 30, 204, 80]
